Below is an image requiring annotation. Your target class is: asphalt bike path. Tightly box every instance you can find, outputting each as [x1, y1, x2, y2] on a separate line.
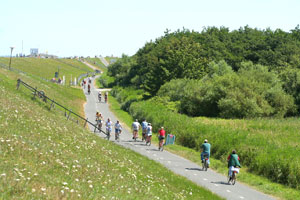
[83, 76, 275, 200]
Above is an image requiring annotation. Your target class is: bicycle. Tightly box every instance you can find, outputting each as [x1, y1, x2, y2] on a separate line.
[146, 135, 152, 146]
[202, 154, 209, 171]
[228, 167, 239, 185]
[106, 129, 111, 140]
[158, 136, 164, 151]
[132, 130, 138, 142]
[115, 129, 121, 141]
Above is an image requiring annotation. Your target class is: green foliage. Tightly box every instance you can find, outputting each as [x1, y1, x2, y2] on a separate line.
[98, 73, 115, 88]
[129, 99, 300, 189]
[279, 67, 300, 112]
[110, 87, 144, 111]
[157, 61, 296, 118]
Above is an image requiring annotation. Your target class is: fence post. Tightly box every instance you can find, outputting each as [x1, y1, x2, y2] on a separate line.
[32, 87, 37, 99]
[50, 99, 55, 110]
[67, 109, 72, 120]
[16, 79, 21, 90]
[84, 118, 88, 128]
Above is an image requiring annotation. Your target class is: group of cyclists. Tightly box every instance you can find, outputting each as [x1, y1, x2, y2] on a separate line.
[131, 119, 166, 150]
[200, 139, 241, 182]
[82, 77, 92, 95]
[98, 91, 108, 103]
[95, 112, 122, 141]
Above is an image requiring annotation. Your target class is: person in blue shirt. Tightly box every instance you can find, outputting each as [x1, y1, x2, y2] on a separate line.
[141, 119, 148, 141]
[201, 139, 211, 165]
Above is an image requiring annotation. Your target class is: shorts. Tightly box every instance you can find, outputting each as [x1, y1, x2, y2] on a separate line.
[159, 136, 165, 141]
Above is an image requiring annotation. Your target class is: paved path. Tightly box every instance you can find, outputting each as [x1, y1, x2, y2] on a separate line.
[83, 76, 275, 200]
[99, 56, 109, 67]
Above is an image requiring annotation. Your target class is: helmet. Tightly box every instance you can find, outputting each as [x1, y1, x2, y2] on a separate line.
[204, 139, 208, 143]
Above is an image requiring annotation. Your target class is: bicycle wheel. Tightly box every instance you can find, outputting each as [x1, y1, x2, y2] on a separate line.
[204, 160, 208, 171]
[232, 173, 236, 185]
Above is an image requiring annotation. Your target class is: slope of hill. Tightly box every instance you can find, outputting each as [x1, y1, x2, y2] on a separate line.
[0, 57, 94, 84]
[0, 68, 222, 199]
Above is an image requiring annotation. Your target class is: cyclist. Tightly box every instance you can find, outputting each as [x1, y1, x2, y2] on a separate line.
[95, 112, 103, 130]
[88, 84, 91, 95]
[146, 123, 152, 145]
[114, 120, 122, 141]
[200, 139, 211, 167]
[141, 119, 148, 141]
[227, 150, 241, 178]
[98, 91, 102, 102]
[158, 127, 165, 150]
[104, 92, 108, 103]
[131, 119, 140, 141]
[105, 118, 113, 140]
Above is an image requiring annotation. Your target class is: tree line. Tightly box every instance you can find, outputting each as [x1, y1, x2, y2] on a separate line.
[105, 25, 300, 118]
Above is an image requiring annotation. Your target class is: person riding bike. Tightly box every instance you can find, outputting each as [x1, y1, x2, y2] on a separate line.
[200, 139, 211, 167]
[227, 150, 241, 178]
[158, 127, 165, 150]
[131, 119, 140, 141]
[95, 112, 103, 130]
[105, 118, 113, 140]
[88, 84, 91, 94]
[146, 123, 152, 145]
[98, 91, 102, 102]
[114, 120, 122, 141]
[141, 119, 148, 141]
[104, 92, 108, 103]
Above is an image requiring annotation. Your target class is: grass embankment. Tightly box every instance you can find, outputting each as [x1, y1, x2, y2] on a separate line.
[0, 66, 85, 115]
[0, 68, 223, 199]
[107, 92, 300, 200]
[85, 58, 107, 69]
[0, 57, 93, 84]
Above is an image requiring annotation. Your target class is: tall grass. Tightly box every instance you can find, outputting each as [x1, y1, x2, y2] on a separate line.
[129, 100, 300, 189]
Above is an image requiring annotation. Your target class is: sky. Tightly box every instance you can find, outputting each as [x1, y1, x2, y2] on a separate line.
[1, 0, 299, 57]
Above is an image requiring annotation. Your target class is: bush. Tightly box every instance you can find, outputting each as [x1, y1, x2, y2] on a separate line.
[111, 87, 144, 111]
[157, 61, 296, 118]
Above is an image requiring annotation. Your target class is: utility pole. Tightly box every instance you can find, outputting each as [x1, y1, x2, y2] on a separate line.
[9, 47, 14, 70]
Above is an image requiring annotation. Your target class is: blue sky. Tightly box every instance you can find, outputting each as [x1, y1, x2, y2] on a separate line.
[1, 0, 299, 57]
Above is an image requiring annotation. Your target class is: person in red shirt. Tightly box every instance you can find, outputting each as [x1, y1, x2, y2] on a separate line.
[158, 127, 165, 151]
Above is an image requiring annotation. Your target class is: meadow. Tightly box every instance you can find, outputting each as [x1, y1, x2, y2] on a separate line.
[0, 67, 223, 199]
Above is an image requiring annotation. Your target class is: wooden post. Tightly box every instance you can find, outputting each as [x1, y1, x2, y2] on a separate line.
[16, 79, 21, 90]
[67, 109, 71, 120]
[50, 99, 54, 110]
[84, 118, 88, 127]
[33, 87, 37, 99]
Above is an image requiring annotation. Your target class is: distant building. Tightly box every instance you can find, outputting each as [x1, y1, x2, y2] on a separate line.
[30, 48, 38, 56]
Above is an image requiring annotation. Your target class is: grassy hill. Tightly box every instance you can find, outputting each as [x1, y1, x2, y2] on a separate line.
[0, 57, 94, 84]
[0, 68, 222, 199]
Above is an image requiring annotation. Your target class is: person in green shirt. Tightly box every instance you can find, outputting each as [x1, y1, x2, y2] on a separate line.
[200, 139, 211, 165]
[227, 150, 241, 177]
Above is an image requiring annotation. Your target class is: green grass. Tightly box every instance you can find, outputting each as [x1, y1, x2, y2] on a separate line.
[0, 67, 85, 116]
[0, 68, 223, 200]
[85, 58, 107, 69]
[0, 57, 93, 84]
[108, 93, 300, 200]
